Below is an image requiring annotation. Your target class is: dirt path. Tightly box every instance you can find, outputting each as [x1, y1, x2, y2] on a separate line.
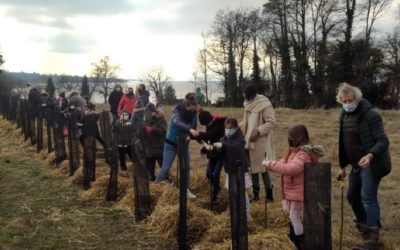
[0, 123, 169, 250]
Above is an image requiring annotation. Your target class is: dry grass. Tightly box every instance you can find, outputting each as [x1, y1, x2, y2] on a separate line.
[1, 107, 399, 249]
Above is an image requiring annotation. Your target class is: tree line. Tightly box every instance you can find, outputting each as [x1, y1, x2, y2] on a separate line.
[196, 0, 400, 109]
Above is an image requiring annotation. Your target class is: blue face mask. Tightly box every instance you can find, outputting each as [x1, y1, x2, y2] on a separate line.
[343, 102, 358, 113]
[225, 128, 236, 137]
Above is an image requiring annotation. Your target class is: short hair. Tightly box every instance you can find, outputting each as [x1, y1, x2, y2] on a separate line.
[184, 92, 197, 107]
[244, 85, 257, 100]
[225, 117, 238, 128]
[336, 82, 363, 104]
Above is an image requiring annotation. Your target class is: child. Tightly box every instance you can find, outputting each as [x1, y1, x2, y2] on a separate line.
[79, 102, 105, 149]
[212, 118, 252, 220]
[262, 125, 324, 250]
[112, 110, 135, 171]
[154, 93, 199, 199]
[143, 103, 167, 181]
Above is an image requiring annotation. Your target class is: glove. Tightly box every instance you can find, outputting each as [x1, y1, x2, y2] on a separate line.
[145, 126, 153, 133]
[262, 159, 270, 168]
[213, 142, 222, 149]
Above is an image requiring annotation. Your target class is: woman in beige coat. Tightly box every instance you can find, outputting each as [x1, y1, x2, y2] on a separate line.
[241, 85, 276, 202]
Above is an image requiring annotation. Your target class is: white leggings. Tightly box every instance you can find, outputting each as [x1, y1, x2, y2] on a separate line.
[289, 206, 303, 235]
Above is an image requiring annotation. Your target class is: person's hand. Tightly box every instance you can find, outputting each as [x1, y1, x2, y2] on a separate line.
[262, 159, 270, 167]
[336, 168, 347, 181]
[76, 122, 83, 127]
[202, 142, 213, 151]
[213, 142, 222, 149]
[190, 129, 199, 137]
[125, 121, 132, 126]
[249, 129, 260, 142]
[358, 153, 373, 168]
[145, 126, 153, 133]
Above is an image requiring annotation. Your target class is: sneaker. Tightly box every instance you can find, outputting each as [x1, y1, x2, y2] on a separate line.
[187, 189, 197, 199]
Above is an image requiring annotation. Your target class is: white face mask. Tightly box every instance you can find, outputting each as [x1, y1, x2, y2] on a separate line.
[225, 128, 236, 137]
[343, 102, 359, 113]
[116, 88, 121, 91]
[122, 115, 129, 121]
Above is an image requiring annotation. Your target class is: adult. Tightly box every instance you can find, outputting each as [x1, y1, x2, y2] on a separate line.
[336, 83, 391, 250]
[68, 92, 86, 110]
[154, 93, 199, 199]
[118, 87, 138, 115]
[241, 85, 276, 202]
[195, 87, 205, 106]
[108, 84, 124, 123]
[194, 110, 226, 202]
[138, 84, 150, 107]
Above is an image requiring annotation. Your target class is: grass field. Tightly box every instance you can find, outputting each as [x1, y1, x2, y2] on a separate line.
[0, 106, 399, 249]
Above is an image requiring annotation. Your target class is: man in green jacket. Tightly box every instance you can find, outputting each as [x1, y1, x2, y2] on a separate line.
[336, 83, 391, 250]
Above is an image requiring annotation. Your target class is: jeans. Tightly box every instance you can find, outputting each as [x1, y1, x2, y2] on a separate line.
[111, 112, 119, 125]
[347, 166, 382, 228]
[146, 157, 163, 181]
[251, 172, 273, 191]
[206, 158, 224, 196]
[155, 142, 190, 183]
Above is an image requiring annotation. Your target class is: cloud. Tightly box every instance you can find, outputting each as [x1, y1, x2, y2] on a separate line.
[2, 0, 134, 29]
[48, 32, 96, 54]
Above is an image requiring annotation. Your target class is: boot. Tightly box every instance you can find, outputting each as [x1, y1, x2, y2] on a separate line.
[293, 234, 304, 250]
[252, 187, 260, 202]
[351, 228, 379, 250]
[266, 185, 275, 202]
[288, 223, 296, 243]
[211, 186, 220, 203]
[354, 220, 369, 240]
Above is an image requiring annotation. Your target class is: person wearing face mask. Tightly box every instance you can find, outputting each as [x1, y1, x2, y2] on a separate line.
[112, 109, 135, 171]
[193, 109, 226, 203]
[142, 103, 167, 181]
[240, 85, 276, 203]
[336, 83, 391, 250]
[212, 118, 253, 221]
[79, 102, 105, 149]
[154, 93, 199, 199]
[262, 125, 324, 250]
[108, 84, 124, 124]
[117, 87, 138, 115]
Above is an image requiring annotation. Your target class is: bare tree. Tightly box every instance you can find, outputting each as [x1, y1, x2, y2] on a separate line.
[57, 75, 80, 92]
[197, 33, 210, 104]
[363, 0, 392, 44]
[91, 56, 120, 103]
[140, 65, 171, 104]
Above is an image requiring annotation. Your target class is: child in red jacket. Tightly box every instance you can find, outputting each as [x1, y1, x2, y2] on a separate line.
[263, 125, 324, 250]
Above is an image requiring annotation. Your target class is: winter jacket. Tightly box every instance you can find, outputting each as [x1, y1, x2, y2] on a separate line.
[139, 90, 150, 107]
[241, 94, 276, 174]
[165, 103, 198, 146]
[195, 89, 205, 105]
[118, 94, 138, 115]
[269, 145, 324, 202]
[196, 116, 226, 159]
[339, 99, 391, 179]
[108, 89, 124, 114]
[143, 114, 167, 158]
[112, 119, 135, 146]
[57, 98, 68, 111]
[219, 130, 248, 174]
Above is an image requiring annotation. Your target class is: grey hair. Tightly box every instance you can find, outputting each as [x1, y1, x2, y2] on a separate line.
[336, 82, 363, 104]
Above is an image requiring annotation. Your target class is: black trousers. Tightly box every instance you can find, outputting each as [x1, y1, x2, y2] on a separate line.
[118, 146, 134, 171]
[146, 157, 163, 181]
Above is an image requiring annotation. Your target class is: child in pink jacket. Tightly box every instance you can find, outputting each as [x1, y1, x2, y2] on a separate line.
[262, 125, 324, 250]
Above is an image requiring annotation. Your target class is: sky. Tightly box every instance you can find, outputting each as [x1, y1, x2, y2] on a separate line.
[0, 0, 399, 81]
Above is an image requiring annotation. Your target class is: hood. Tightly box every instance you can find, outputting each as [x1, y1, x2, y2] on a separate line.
[298, 144, 325, 158]
[244, 94, 271, 113]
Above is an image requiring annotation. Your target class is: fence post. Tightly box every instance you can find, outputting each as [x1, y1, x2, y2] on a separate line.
[37, 107, 44, 152]
[226, 143, 248, 250]
[24, 100, 31, 141]
[67, 109, 80, 175]
[53, 109, 67, 164]
[131, 129, 151, 222]
[177, 135, 188, 250]
[46, 105, 53, 153]
[304, 162, 332, 250]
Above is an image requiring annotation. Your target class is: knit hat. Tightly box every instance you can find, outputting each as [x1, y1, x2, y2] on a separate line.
[198, 110, 213, 126]
[145, 103, 157, 113]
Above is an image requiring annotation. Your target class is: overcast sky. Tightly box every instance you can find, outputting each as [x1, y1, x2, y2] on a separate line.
[0, 0, 399, 80]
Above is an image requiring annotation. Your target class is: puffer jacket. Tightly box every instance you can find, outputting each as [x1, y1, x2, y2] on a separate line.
[269, 145, 325, 202]
[165, 103, 197, 146]
[112, 119, 135, 146]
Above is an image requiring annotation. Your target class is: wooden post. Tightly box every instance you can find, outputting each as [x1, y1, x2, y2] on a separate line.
[131, 131, 151, 221]
[46, 106, 53, 153]
[99, 111, 113, 163]
[83, 136, 96, 188]
[67, 110, 80, 175]
[37, 108, 44, 152]
[226, 143, 248, 250]
[304, 163, 332, 250]
[177, 135, 188, 250]
[53, 109, 67, 164]
[24, 100, 31, 141]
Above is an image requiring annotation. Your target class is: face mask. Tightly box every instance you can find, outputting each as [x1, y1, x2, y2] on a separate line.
[343, 102, 358, 113]
[85, 110, 91, 115]
[225, 128, 236, 137]
[116, 88, 121, 91]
